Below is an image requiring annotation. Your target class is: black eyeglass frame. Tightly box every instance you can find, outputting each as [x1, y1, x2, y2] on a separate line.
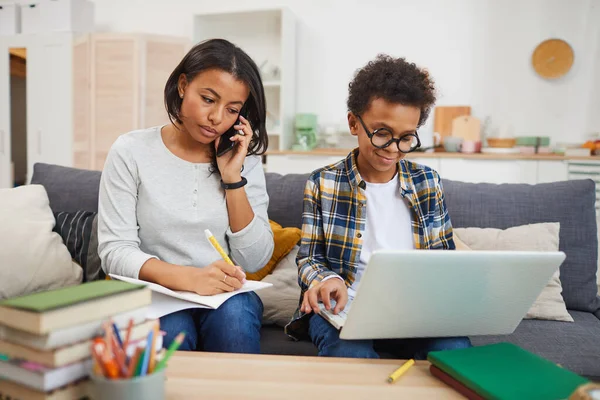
[357, 115, 421, 153]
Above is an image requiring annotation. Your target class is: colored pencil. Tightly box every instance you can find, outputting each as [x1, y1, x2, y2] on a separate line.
[135, 349, 146, 377]
[148, 321, 159, 373]
[112, 322, 123, 348]
[122, 318, 134, 356]
[127, 348, 143, 378]
[154, 332, 186, 372]
[140, 330, 153, 376]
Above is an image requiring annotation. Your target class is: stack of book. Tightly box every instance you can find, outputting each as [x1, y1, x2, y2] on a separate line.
[427, 342, 590, 400]
[0, 280, 153, 400]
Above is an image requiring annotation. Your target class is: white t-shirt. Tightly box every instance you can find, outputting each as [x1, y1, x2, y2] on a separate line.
[350, 175, 415, 293]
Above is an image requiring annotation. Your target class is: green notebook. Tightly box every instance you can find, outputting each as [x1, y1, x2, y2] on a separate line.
[0, 280, 143, 312]
[428, 342, 589, 400]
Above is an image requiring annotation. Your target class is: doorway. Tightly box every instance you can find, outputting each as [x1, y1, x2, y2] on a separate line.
[9, 47, 26, 187]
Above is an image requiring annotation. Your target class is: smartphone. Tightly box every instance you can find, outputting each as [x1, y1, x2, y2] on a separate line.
[216, 105, 247, 157]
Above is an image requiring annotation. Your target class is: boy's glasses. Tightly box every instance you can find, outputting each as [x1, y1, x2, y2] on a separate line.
[357, 115, 421, 153]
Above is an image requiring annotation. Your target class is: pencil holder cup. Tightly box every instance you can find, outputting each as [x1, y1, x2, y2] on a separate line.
[89, 368, 165, 400]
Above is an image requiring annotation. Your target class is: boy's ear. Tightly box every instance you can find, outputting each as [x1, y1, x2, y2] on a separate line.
[348, 112, 359, 137]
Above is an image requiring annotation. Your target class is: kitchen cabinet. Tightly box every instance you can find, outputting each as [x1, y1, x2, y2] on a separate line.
[439, 159, 537, 184]
[0, 32, 188, 188]
[537, 160, 569, 183]
[264, 153, 572, 186]
[265, 155, 344, 175]
[73, 33, 188, 171]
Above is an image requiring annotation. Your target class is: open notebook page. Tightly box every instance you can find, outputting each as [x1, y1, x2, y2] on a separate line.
[110, 274, 272, 318]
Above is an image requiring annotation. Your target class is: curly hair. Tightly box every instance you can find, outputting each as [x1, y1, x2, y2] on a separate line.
[347, 54, 436, 127]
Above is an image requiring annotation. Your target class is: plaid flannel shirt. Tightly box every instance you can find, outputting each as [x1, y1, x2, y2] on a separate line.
[284, 149, 455, 340]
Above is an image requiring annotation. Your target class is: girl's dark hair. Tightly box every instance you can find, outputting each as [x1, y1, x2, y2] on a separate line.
[164, 38, 268, 172]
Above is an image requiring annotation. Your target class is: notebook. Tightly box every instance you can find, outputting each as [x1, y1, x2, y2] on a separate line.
[0, 281, 150, 334]
[429, 365, 485, 400]
[427, 342, 589, 400]
[110, 274, 273, 319]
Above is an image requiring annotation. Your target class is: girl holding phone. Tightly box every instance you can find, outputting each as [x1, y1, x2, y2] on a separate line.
[97, 39, 274, 354]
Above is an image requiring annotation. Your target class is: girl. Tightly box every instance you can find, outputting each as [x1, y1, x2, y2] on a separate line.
[98, 39, 274, 354]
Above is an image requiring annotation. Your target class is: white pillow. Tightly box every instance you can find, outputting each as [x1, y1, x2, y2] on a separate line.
[0, 185, 82, 300]
[454, 222, 573, 322]
[257, 246, 300, 327]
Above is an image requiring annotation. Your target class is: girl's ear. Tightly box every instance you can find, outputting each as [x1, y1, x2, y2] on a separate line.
[177, 74, 188, 98]
[348, 112, 359, 137]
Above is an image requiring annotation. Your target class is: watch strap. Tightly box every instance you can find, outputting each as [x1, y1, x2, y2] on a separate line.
[221, 177, 248, 190]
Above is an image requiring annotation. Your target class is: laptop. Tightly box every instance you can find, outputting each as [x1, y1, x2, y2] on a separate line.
[317, 250, 566, 340]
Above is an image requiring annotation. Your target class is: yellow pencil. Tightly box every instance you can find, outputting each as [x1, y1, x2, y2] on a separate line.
[387, 359, 415, 383]
[204, 229, 234, 266]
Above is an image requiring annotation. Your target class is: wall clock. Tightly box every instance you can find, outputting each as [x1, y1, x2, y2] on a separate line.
[531, 38, 574, 79]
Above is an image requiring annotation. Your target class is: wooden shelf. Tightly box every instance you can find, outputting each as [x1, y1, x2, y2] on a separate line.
[266, 148, 600, 161]
[193, 7, 295, 151]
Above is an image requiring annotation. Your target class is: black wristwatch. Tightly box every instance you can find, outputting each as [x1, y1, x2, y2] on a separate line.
[221, 177, 248, 190]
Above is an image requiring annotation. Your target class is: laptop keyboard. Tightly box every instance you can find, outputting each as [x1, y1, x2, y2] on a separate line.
[317, 292, 355, 329]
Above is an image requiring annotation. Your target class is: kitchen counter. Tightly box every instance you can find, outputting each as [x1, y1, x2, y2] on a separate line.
[266, 148, 599, 161]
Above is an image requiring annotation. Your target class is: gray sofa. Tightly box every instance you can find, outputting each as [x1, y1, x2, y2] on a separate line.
[31, 163, 600, 381]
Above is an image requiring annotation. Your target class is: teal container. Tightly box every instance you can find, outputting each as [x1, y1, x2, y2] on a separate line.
[293, 113, 318, 150]
[90, 369, 165, 400]
[515, 136, 550, 146]
[295, 113, 318, 130]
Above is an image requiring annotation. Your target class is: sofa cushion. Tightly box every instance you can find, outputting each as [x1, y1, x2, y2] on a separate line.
[471, 311, 600, 380]
[265, 173, 310, 229]
[53, 211, 104, 282]
[0, 185, 82, 300]
[260, 325, 317, 356]
[31, 163, 102, 212]
[443, 179, 600, 316]
[247, 221, 301, 281]
[257, 246, 301, 327]
[454, 223, 573, 322]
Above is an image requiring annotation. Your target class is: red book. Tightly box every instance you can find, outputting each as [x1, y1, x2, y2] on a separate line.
[430, 365, 485, 400]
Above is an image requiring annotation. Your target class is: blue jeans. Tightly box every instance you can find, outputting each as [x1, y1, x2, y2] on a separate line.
[159, 292, 263, 354]
[309, 314, 472, 359]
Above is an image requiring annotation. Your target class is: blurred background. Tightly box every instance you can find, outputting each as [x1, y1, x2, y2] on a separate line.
[0, 0, 599, 185]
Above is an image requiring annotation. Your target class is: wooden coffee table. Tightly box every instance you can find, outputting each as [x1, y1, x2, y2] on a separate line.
[165, 352, 462, 399]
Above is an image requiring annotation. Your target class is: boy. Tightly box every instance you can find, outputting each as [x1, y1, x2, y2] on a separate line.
[285, 55, 471, 359]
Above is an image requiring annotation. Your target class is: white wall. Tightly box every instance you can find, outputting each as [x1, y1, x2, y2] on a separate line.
[586, 5, 600, 138]
[90, 0, 600, 144]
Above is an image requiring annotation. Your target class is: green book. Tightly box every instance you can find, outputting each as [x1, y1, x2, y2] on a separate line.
[428, 342, 589, 400]
[0, 280, 143, 312]
[0, 281, 151, 334]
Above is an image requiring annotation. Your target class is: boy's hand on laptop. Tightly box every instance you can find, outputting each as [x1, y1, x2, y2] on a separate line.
[301, 278, 348, 315]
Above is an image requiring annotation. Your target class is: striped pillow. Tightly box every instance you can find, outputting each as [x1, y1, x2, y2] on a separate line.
[53, 211, 104, 282]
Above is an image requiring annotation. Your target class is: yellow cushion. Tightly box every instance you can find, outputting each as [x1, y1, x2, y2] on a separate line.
[246, 220, 301, 281]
